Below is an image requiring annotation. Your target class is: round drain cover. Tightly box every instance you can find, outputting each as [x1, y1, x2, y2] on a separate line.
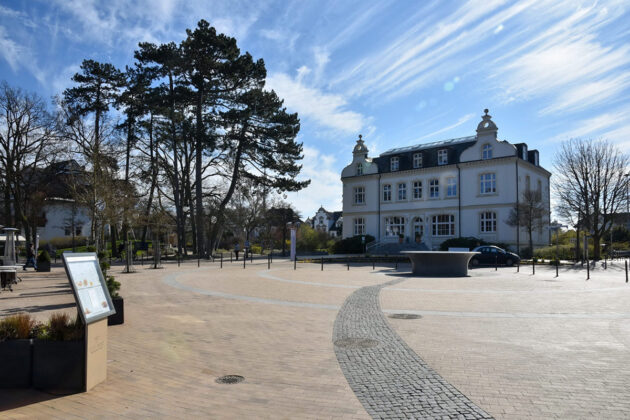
[334, 338, 379, 349]
[216, 375, 244, 384]
[388, 313, 422, 319]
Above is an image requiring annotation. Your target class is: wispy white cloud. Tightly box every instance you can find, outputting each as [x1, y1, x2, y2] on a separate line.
[266, 72, 366, 134]
[287, 145, 342, 216]
[412, 113, 476, 143]
[548, 106, 630, 142]
[0, 26, 45, 84]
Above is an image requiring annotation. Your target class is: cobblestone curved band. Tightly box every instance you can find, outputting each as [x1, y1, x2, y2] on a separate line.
[333, 279, 493, 419]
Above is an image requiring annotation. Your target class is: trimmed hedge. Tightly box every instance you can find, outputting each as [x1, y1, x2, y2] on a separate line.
[330, 235, 375, 254]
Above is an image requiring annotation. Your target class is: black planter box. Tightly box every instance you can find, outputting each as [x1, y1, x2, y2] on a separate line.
[108, 297, 124, 325]
[36, 261, 51, 272]
[32, 340, 84, 393]
[0, 339, 32, 388]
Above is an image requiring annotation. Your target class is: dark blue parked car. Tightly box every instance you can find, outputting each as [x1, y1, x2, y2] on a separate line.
[470, 246, 520, 267]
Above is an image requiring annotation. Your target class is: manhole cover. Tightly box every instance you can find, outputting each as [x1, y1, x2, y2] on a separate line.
[334, 338, 380, 349]
[388, 313, 422, 319]
[216, 375, 244, 384]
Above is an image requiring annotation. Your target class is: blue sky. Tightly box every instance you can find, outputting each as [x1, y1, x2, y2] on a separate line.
[1, 0, 629, 218]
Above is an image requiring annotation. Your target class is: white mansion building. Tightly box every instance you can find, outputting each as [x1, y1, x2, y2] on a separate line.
[341, 110, 551, 252]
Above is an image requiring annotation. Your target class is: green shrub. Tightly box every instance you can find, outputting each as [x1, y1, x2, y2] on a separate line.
[330, 235, 375, 254]
[98, 251, 120, 298]
[250, 245, 262, 255]
[533, 244, 576, 260]
[0, 313, 37, 341]
[44, 236, 88, 250]
[37, 250, 51, 263]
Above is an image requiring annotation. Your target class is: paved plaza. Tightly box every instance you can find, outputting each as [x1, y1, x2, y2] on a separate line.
[1, 258, 630, 419]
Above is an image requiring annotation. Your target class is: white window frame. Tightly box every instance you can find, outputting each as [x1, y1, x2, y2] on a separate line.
[354, 217, 365, 236]
[353, 186, 365, 204]
[446, 177, 457, 197]
[480, 211, 496, 233]
[482, 143, 493, 160]
[383, 184, 392, 202]
[390, 157, 399, 171]
[432, 214, 455, 236]
[480, 173, 496, 194]
[397, 183, 407, 200]
[385, 216, 405, 237]
[429, 178, 439, 198]
[413, 153, 423, 168]
[356, 162, 363, 176]
[413, 180, 422, 199]
[438, 149, 448, 165]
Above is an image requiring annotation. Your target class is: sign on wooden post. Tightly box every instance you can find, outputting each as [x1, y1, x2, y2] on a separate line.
[63, 253, 115, 391]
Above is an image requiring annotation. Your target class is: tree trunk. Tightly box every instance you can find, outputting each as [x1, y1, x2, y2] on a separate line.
[194, 89, 205, 257]
[141, 113, 156, 244]
[168, 73, 184, 256]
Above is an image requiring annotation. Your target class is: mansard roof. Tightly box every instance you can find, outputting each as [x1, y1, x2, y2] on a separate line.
[380, 135, 476, 156]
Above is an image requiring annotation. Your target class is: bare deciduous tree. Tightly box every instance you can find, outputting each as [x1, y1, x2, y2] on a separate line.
[507, 188, 549, 257]
[554, 138, 630, 260]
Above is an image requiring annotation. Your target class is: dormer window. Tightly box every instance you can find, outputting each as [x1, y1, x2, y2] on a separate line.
[356, 163, 363, 176]
[482, 144, 493, 160]
[438, 149, 448, 165]
[390, 157, 399, 171]
[413, 153, 423, 168]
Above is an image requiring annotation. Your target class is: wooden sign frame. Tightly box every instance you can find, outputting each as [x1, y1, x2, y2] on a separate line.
[62, 252, 114, 391]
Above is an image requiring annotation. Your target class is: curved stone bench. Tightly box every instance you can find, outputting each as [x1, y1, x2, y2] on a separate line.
[401, 251, 479, 277]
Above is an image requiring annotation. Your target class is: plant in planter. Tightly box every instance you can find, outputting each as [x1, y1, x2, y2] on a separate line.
[36, 250, 52, 272]
[99, 252, 123, 325]
[32, 312, 85, 393]
[398, 233, 405, 244]
[0, 313, 37, 388]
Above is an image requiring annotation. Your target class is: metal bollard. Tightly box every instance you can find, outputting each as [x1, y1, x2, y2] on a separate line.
[395, 260, 398, 270]
[178, 256, 180, 267]
[347, 258, 349, 270]
[625, 260, 628, 283]
[587, 259, 590, 280]
[604, 257, 607, 270]
[517, 260, 520, 273]
[220, 253, 223, 268]
[250, 251, 253, 263]
[294, 257, 297, 270]
[198, 258, 200, 268]
[372, 258, 375, 270]
[267, 254, 270, 270]
[243, 255, 246, 269]
[321, 256, 324, 271]
[532, 258, 535, 275]
[555, 258, 559, 277]
[495, 255, 498, 271]
[230, 252, 233, 263]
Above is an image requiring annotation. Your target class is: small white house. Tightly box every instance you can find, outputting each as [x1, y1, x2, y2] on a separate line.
[310, 206, 343, 237]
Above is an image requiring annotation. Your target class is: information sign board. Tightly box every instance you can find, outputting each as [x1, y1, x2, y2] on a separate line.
[63, 253, 116, 324]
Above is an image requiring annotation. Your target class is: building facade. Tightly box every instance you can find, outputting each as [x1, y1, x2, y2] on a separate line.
[340, 110, 551, 252]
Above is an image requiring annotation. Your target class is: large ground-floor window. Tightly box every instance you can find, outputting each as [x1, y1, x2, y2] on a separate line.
[480, 211, 496, 233]
[354, 217, 365, 235]
[432, 214, 455, 236]
[385, 216, 405, 237]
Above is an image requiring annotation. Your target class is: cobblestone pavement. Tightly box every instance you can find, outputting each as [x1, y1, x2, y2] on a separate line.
[333, 278, 493, 419]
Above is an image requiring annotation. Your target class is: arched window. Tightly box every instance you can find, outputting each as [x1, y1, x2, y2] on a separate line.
[356, 162, 363, 175]
[482, 144, 493, 159]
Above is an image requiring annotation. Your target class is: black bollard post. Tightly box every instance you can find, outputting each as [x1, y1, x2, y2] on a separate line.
[495, 255, 498, 271]
[230, 252, 233, 263]
[604, 257, 607, 269]
[372, 258, 375, 270]
[625, 260, 628, 283]
[532, 258, 535, 275]
[517, 260, 520, 273]
[347, 258, 350, 271]
[587, 258, 590, 280]
[250, 251, 253, 263]
[268, 254, 270, 270]
[294, 257, 297, 270]
[220, 253, 223, 269]
[198, 257, 200, 268]
[321, 256, 323, 271]
[243, 255, 246, 269]
[395, 260, 398, 270]
[555, 258, 559, 277]
[270, 253, 273, 264]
